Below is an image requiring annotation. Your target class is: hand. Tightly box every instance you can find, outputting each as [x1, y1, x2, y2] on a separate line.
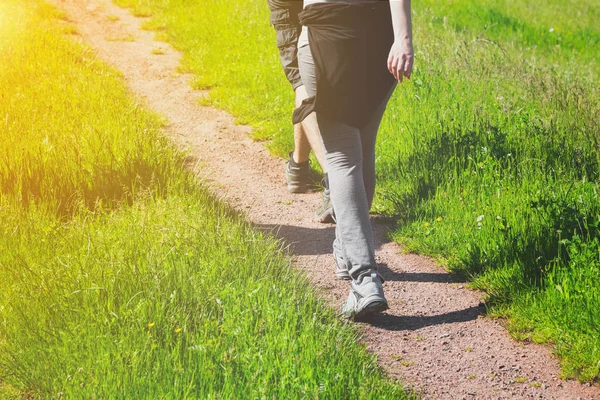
[387, 38, 414, 83]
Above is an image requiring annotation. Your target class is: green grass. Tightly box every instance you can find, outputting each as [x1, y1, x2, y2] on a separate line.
[0, 1, 410, 397]
[113, 0, 600, 381]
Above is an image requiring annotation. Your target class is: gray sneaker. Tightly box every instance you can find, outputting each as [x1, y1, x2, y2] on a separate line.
[341, 271, 388, 320]
[315, 174, 335, 223]
[285, 152, 310, 193]
[315, 189, 335, 223]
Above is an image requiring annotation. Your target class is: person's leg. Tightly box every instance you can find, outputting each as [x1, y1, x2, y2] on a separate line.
[294, 86, 327, 171]
[292, 122, 310, 164]
[318, 117, 376, 278]
[360, 85, 396, 210]
[330, 87, 395, 281]
[268, 1, 313, 192]
[298, 42, 390, 317]
[297, 44, 334, 222]
[318, 115, 388, 318]
[299, 43, 379, 278]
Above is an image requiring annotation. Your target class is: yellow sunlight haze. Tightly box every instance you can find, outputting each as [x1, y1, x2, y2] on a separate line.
[0, 1, 18, 48]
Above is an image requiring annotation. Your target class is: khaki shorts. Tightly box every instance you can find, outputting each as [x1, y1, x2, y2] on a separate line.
[268, 0, 303, 90]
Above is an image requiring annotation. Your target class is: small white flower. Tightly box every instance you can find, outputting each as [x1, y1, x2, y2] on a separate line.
[549, 28, 555, 33]
[477, 215, 485, 223]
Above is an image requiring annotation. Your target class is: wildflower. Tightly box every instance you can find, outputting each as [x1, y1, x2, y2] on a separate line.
[148, 322, 155, 328]
[436, 217, 443, 222]
[175, 327, 183, 333]
[476, 215, 484, 223]
[424, 222, 430, 227]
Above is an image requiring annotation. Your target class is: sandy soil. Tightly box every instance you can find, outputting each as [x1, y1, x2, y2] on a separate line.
[49, 0, 599, 398]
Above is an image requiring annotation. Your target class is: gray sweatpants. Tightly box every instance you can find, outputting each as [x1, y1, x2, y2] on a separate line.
[298, 44, 396, 280]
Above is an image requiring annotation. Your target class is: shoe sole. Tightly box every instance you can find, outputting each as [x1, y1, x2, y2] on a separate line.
[353, 295, 389, 320]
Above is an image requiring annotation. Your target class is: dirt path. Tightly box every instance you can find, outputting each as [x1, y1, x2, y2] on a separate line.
[50, 1, 599, 398]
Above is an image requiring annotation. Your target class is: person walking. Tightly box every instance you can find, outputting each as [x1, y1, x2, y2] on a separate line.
[267, 0, 334, 223]
[294, 0, 414, 319]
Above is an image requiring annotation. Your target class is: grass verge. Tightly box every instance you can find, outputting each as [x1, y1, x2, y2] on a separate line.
[113, 0, 600, 381]
[0, 0, 410, 397]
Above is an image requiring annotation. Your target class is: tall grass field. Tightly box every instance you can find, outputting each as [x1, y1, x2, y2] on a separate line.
[0, 0, 411, 397]
[114, 0, 600, 381]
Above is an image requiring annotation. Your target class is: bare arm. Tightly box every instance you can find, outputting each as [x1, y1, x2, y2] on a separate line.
[388, 0, 414, 83]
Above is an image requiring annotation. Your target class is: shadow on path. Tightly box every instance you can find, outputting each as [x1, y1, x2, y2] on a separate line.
[256, 220, 395, 256]
[255, 223, 336, 256]
[378, 263, 466, 283]
[363, 305, 485, 331]
[257, 222, 477, 333]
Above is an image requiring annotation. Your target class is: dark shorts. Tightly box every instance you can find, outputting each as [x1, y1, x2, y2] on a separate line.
[268, 0, 303, 90]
